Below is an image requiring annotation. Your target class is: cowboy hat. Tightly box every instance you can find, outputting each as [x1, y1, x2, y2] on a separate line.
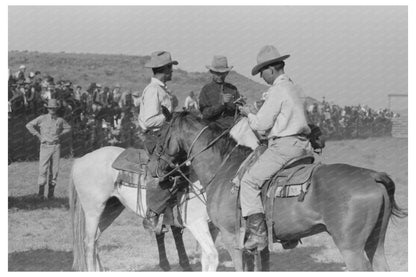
[251, 45, 290, 76]
[145, 51, 178, 68]
[45, 99, 60, 109]
[206, 55, 233, 73]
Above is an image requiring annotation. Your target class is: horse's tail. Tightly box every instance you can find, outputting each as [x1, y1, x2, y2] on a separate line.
[69, 160, 87, 271]
[374, 172, 408, 219]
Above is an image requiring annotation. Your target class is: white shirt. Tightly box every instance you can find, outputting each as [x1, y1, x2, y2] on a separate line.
[138, 77, 174, 131]
[247, 74, 310, 138]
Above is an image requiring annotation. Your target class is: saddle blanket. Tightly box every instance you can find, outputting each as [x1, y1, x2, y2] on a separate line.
[112, 148, 148, 174]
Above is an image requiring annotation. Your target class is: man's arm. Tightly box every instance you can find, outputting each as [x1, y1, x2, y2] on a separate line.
[141, 87, 166, 129]
[25, 116, 42, 139]
[224, 88, 240, 112]
[199, 87, 225, 120]
[247, 88, 283, 131]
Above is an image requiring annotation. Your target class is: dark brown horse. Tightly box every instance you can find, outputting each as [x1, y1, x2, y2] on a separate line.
[147, 112, 407, 271]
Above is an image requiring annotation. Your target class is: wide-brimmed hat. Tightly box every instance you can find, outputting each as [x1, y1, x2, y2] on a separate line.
[251, 45, 290, 76]
[45, 99, 60, 109]
[145, 51, 178, 69]
[206, 55, 233, 73]
[19, 65, 26, 70]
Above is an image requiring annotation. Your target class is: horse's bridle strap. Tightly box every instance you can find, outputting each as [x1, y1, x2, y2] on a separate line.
[187, 126, 209, 159]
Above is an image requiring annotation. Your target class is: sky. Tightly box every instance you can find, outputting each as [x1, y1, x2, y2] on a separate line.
[8, 5, 408, 109]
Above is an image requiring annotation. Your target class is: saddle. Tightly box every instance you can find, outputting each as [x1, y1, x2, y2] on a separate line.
[111, 148, 185, 229]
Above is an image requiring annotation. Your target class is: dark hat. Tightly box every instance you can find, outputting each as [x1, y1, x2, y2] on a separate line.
[251, 45, 290, 76]
[206, 55, 233, 73]
[145, 51, 178, 68]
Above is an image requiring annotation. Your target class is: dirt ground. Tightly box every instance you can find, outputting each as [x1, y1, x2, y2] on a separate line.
[8, 137, 408, 271]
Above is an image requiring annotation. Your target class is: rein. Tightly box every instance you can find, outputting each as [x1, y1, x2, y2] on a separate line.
[156, 124, 234, 180]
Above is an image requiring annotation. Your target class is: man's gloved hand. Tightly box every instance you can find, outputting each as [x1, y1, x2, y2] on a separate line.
[161, 105, 172, 121]
[222, 93, 233, 104]
[238, 104, 257, 116]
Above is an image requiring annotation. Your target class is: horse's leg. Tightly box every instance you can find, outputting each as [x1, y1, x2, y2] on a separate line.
[326, 194, 381, 271]
[94, 197, 125, 271]
[364, 193, 391, 271]
[260, 247, 270, 271]
[83, 210, 103, 271]
[252, 247, 270, 271]
[186, 219, 219, 271]
[171, 226, 192, 271]
[155, 232, 171, 271]
[221, 230, 244, 271]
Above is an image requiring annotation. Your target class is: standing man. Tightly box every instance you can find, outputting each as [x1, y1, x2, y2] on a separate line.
[138, 50, 178, 231]
[238, 45, 312, 251]
[26, 99, 72, 199]
[199, 55, 240, 129]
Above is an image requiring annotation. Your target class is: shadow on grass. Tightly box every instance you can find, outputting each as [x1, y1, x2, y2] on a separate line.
[8, 245, 345, 271]
[8, 195, 69, 210]
[139, 245, 345, 271]
[9, 249, 73, 271]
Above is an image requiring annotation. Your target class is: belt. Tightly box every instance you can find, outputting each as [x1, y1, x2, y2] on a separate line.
[269, 134, 307, 141]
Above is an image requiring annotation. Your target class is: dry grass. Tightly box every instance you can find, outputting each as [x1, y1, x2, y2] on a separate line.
[8, 137, 407, 271]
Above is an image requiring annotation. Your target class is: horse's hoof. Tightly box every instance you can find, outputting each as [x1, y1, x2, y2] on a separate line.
[159, 262, 171, 271]
[180, 263, 192, 271]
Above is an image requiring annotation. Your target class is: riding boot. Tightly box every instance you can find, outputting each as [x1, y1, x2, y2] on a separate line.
[244, 213, 268, 252]
[38, 185, 45, 200]
[48, 183, 56, 199]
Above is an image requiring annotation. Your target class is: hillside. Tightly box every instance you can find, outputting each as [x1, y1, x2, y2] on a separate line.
[8, 51, 271, 108]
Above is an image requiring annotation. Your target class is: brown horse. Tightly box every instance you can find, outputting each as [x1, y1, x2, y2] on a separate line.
[147, 112, 407, 271]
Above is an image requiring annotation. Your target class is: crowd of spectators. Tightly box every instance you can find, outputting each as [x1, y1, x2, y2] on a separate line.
[8, 65, 141, 158]
[8, 65, 399, 160]
[306, 98, 399, 140]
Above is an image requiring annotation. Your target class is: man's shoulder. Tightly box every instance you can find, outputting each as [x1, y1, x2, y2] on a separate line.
[143, 82, 160, 95]
[224, 82, 238, 91]
[201, 82, 215, 90]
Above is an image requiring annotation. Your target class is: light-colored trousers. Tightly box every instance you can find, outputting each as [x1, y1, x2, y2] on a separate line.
[38, 144, 61, 187]
[240, 136, 312, 217]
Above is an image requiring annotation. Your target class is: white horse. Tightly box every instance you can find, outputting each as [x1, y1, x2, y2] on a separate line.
[69, 146, 218, 271]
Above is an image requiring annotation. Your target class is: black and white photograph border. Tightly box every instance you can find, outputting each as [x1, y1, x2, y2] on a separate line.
[3, 0, 415, 274]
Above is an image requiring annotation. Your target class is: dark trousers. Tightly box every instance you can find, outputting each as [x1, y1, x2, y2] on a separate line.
[146, 179, 175, 214]
[139, 129, 174, 214]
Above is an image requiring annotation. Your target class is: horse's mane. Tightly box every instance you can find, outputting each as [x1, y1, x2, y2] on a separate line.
[171, 111, 252, 159]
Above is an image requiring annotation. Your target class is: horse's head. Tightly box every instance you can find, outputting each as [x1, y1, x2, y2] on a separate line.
[147, 112, 195, 179]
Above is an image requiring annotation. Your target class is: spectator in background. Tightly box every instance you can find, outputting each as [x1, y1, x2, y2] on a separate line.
[199, 55, 240, 129]
[14, 65, 26, 82]
[184, 91, 199, 112]
[25, 99, 71, 199]
[112, 83, 122, 107]
[74, 85, 83, 101]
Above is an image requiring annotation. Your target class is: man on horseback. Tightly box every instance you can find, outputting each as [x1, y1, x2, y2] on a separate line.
[238, 45, 313, 251]
[199, 55, 240, 129]
[138, 50, 179, 231]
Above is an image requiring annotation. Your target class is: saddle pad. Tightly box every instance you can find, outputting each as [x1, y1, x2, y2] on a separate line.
[272, 163, 320, 186]
[263, 163, 321, 199]
[115, 170, 145, 188]
[112, 148, 148, 174]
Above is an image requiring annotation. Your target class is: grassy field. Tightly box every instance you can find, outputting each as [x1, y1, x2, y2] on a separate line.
[8, 137, 408, 271]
